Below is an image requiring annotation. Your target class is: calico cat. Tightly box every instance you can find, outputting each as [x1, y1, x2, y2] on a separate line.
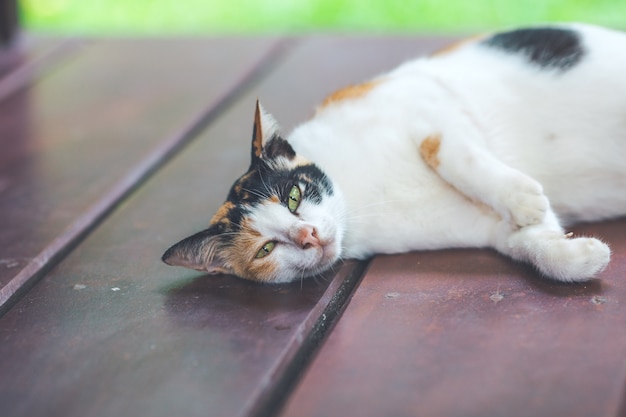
[162, 24, 626, 283]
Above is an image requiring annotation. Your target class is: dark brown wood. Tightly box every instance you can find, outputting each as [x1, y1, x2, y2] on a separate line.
[0, 37, 284, 313]
[281, 218, 626, 417]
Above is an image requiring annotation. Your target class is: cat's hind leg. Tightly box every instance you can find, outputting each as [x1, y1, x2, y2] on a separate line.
[491, 210, 611, 282]
[415, 130, 610, 281]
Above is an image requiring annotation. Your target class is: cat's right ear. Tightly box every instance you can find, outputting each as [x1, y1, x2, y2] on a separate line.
[251, 100, 278, 162]
[250, 100, 295, 165]
[161, 228, 234, 275]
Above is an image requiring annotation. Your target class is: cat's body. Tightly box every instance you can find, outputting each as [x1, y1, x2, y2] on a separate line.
[163, 24, 626, 283]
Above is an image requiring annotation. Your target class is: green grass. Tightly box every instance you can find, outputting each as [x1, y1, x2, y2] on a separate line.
[21, 0, 626, 35]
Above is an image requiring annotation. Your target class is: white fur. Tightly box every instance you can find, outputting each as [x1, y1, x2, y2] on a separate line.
[284, 23, 626, 282]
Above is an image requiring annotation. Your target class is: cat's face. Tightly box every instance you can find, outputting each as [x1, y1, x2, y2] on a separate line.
[162, 102, 346, 283]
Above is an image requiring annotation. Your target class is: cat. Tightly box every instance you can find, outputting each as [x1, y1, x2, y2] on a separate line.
[162, 23, 626, 284]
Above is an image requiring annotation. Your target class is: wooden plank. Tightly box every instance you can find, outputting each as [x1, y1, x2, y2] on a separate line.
[0, 36, 454, 417]
[0, 37, 285, 313]
[281, 218, 626, 417]
[0, 37, 86, 99]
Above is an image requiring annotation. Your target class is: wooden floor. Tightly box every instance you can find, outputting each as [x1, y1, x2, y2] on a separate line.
[1, 35, 625, 417]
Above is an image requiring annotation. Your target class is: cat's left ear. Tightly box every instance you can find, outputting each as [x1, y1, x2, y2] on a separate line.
[251, 100, 296, 165]
[161, 228, 234, 275]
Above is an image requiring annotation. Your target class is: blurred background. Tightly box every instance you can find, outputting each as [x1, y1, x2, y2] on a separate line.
[19, 0, 626, 36]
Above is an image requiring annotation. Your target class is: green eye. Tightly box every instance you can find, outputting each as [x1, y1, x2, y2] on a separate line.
[288, 185, 301, 213]
[255, 241, 276, 258]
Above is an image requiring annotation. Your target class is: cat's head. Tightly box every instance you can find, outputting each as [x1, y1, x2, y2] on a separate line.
[162, 101, 346, 283]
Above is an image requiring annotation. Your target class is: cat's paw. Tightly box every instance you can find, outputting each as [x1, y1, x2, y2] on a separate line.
[501, 175, 548, 228]
[535, 234, 611, 282]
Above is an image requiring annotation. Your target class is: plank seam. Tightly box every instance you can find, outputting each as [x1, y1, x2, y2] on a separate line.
[241, 259, 372, 417]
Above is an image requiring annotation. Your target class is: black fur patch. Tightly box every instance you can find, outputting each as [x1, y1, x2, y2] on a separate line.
[288, 164, 334, 204]
[225, 161, 333, 227]
[483, 28, 584, 71]
[263, 135, 296, 160]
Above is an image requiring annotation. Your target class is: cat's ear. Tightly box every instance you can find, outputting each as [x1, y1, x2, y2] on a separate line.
[251, 100, 296, 165]
[161, 228, 234, 275]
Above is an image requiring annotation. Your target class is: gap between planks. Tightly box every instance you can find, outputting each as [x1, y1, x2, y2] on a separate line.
[240, 260, 371, 417]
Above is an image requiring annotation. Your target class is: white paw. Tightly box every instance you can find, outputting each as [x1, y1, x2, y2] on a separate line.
[501, 175, 548, 228]
[536, 235, 611, 282]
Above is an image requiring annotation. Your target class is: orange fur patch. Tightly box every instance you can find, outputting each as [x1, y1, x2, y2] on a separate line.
[319, 80, 380, 109]
[232, 171, 256, 199]
[245, 257, 279, 283]
[419, 134, 442, 169]
[210, 201, 236, 225]
[431, 35, 486, 57]
[235, 171, 255, 192]
[227, 220, 278, 282]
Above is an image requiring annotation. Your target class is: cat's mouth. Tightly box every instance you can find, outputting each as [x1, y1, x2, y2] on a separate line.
[319, 242, 338, 264]
[294, 238, 340, 278]
[315, 237, 342, 270]
[277, 221, 344, 282]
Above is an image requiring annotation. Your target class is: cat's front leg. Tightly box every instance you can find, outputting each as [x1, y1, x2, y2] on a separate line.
[417, 133, 548, 228]
[494, 169, 548, 228]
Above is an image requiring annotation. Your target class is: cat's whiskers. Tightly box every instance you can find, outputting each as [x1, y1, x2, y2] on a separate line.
[241, 187, 271, 200]
[213, 231, 243, 238]
[324, 262, 339, 282]
[257, 168, 278, 201]
[307, 269, 326, 287]
[292, 264, 308, 291]
[299, 268, 305, 291]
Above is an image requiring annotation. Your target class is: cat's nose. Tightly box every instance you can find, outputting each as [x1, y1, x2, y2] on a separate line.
[295, 225, 320, 249]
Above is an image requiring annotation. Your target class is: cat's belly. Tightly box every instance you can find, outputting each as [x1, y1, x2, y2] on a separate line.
[338, 173, 500, 259]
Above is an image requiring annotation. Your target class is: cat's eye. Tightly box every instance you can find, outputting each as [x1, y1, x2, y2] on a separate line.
[288, 185, 301, 213]
[255, 241, 276, 258]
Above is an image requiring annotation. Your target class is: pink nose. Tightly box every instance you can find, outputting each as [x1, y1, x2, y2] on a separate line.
[295, 225, 320, 249]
